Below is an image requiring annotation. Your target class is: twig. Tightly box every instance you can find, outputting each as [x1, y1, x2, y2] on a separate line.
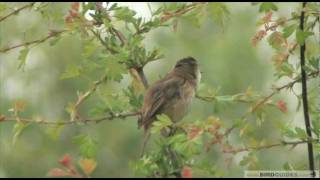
[135, 67, 149, 89]
[110, 27, 126, 47]
[196, 70, 319, 113]
[299, 2, 315, 177]
[0, 2, 35, 22]
[1, 112, 140, 125]
[0, 30, 67, 53]
[196, 94, 275, 107]
[249, 70, 319, 114]
[223, 138, 319, 154]
[135, 2, 205, 35]
[90, 29, 118, 54]
[71, 75, 108, 121]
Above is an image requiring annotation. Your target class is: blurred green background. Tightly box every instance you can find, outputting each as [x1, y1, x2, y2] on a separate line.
[0, 2, 316, 178]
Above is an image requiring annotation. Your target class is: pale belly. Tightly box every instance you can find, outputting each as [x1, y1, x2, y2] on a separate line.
[165, 82, 195, 122]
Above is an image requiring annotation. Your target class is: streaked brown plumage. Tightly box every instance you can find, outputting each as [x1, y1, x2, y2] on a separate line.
[138, 57, 201, 155]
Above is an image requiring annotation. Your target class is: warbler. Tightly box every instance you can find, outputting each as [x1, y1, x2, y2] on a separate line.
[138, 57, 201, 155]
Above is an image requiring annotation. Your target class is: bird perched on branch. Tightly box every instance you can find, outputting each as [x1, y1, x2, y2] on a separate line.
[138, 57, 201, 156]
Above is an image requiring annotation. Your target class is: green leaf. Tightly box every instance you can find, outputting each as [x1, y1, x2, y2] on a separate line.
[114, 6, 136, 22]
[105, 57, 127, 82]
[282, 24, 296, 38]
[60, 64, 82, 79]
[46, 124, 65, 141]
[311, 118, 320, 136]
[251, 2, 261, 6]
[72, 134, 98, 158]
[296, 28, 314, 45]
[150, 114, 172, 134]
[102, 93, 130, 112]
[181, 5, 206, 28]
[82, 39, 99, 58]
[0, 3, 7, 12]
[268, 31, 285, 50]
[308, 57, 320, 70]
[276, 62, 294, 78]
[123, 86, 143, 110]
[207, 2, 230, 27]
[17, 48, 30, 70]
[49, 35, 61, 46]
[283, 162, 294, 170]
[281, 125, 297, 139]
[259, 2, 278, 13]
[12, 122, 30, 145]
[295, 127, 307, 139]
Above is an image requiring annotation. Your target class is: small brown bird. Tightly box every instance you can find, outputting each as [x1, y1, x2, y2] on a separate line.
[138, 57, 201, 155]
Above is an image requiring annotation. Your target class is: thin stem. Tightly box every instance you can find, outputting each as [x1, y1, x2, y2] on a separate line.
[2, 112, 140, 125]
[223, 138, 319, 154]
[136, 67, 149, 89]
[197, 70, 319, 114]
[0, 30, 66, 53]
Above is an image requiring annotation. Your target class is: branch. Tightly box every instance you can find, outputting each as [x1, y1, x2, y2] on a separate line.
[135, 67, 149, 89]
[1, 112, 140, 125]
[299, 2, 315, 176]
[196, 70, 319, 113]
[0, 30, 67, 53]
[136, 2, 205, 35]
[223, 138, 319, 154]
[71, 75, 108, 121]
[90, 29, 118, 54]
[248, 70, 319, 114]
[0, 2, 35, 22]
[196, 94, 275, 107]
[159, 3, 201, 24]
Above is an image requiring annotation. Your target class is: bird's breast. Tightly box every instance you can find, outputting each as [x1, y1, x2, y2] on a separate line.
[167, 81, 196, 122]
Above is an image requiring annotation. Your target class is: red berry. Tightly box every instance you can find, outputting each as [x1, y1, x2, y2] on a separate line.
[182, 166, 192, 178]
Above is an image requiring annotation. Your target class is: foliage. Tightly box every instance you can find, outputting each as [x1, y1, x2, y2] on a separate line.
[0, 2, 319, 178]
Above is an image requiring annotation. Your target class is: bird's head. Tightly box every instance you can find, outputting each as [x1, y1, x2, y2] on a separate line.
[174, 57, 201, 83]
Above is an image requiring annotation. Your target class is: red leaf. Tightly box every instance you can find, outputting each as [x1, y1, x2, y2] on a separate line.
[69, 10, 79, 18]
[251, 30, 267, 47]
[277, 100, 287, 113]
[188, 126, 201, 140]
[65, 16, 73, 24]
[79, 158, 97, 175]
[59, 154, 72, 167]
[48, 168, 70, 177]
[71, 2, 80, 11]
[262, 12, 273, 23]
[0, 115, 5, 121]
[182, 166, 192, 178]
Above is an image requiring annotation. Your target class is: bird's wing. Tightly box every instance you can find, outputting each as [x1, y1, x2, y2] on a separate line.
[139, 77, 184, 129]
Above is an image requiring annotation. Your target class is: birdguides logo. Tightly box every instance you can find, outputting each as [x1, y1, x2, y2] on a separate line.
[244, 170, 320, 178]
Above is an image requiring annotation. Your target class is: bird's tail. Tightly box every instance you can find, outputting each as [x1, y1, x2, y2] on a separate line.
[140, 128, 151, 157]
